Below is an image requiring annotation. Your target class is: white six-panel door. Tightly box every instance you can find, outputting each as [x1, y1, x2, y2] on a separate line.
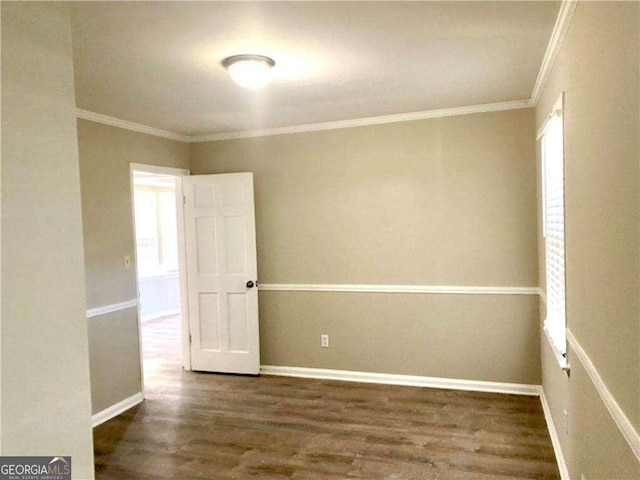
[183, 173, 259, 374]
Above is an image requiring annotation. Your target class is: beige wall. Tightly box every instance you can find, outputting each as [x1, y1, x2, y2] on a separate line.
[1, 3, 95, 478]
[261, 292, 540, 384]
[78, 120, 190, 309]
[536, 2, 639, 478]
[190, 108, 541, 384]
[192, 110, 538, 287]
[88, 309, 143, 414]
[5, 3, 637, 477]
[77, 119, 189, 414]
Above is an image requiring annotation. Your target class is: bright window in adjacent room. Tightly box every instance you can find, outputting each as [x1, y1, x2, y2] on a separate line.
[133, 177, 179, 278]
[540, 94, 568, 367]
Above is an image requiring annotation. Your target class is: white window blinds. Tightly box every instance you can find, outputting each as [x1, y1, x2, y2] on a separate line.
[541, 98, 567, 357]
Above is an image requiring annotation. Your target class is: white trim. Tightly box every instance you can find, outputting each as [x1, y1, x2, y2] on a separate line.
[530, 1, 578, 105]
[76, 109, 190, 143]
[72, 1, 579, 143]
[258, 283, 539, 295]
[86, 299, 137, 319]
[74, 0, 576, 146]
[537, 93, 565, 140]
[260, 365, 541, 396]
[91, 392, 144, 428]
[175, 174, 192, 372]
[130, 163, 190, 178]
[566, 330, 640, 461]
[141, 309, 181, 323]
[129, 165, 147, 395]
[129, 163, 192, 379]
[191, 100, 532, 142]
[540, 389, 571, 480]
[543, 325, 570, 371]
[77, 101, 532, 144]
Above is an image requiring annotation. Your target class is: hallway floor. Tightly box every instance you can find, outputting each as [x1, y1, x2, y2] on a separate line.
[93, 316, 559, 479]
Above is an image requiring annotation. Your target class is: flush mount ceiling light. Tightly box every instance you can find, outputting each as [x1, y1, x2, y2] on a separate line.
[221, 54, 276, 89]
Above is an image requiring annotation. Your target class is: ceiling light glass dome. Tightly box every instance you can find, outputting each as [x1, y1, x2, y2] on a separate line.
[222, 54, 276, 89]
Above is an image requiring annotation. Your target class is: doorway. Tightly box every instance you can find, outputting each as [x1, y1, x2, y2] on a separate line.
[130, 164, 190, 393]
[130, 166, 260, 384]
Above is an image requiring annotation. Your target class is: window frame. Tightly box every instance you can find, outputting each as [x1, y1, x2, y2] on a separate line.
[538, 93, 570, 371]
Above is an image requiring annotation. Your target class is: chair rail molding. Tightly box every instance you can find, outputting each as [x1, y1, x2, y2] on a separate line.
[567, 329, 640, 461]
[86, 299, 138, 318]
[258, 284, 540, 295]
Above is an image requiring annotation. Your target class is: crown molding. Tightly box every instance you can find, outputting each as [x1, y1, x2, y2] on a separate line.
[530, 0, 578, 105]
[76, 99, 532, 144]
[76, 109, 191, 142]
[74, 2, 570, 144]
[190, 99, 532, 142]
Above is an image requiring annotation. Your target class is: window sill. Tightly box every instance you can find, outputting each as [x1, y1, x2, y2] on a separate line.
[543, 325, 570, 372]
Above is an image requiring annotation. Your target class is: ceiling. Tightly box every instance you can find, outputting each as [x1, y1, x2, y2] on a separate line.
[71, 1, 560, 137]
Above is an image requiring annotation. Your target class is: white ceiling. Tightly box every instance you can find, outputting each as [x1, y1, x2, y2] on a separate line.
[71, 1, 560, 136]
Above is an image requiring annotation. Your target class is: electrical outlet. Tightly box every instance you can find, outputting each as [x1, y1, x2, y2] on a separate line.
[124, 255, 132, 269]
[321, 334, 329, 348]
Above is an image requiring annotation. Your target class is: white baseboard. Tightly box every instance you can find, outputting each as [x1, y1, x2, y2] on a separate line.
[260, 365, 541, 396]
[540, 389, 570, 480]
[92, 392, 144, 428]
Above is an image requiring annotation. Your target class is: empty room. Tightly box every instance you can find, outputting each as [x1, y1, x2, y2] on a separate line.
[1, 1, 638, 479]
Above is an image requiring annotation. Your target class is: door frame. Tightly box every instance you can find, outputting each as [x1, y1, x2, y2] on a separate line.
[129, 163, 192, 393]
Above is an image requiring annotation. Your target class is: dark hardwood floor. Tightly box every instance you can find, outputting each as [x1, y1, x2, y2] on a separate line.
[93, 316, 560, 479]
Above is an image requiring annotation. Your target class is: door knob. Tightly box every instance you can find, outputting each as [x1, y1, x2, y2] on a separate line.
[246, 280, 255, 288]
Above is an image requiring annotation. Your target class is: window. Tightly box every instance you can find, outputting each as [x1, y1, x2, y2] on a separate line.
[540, 94, 567, 367]
[134, 185, 179, 278]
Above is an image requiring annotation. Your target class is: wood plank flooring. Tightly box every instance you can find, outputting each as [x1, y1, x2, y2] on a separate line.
[93, 316, 560, 479]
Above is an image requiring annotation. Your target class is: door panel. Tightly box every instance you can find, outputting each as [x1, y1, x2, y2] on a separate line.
[183, 172, 259, 374]
[198, 293, 219, 351]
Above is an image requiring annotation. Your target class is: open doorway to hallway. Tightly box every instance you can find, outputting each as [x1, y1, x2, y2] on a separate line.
[133, 172, 180, 323]
[130, 165, 190, 387]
